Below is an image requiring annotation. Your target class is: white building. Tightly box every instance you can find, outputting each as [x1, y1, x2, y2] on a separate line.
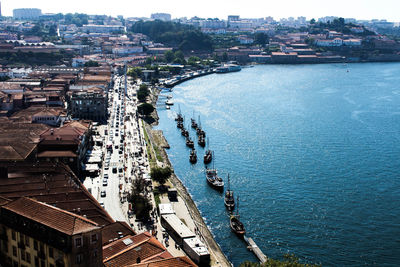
[343, 39, 362, 46]
[315, 38, 343, 47]
[200, 19, 226, 29]
[13, 8, 42, 19]
[151, 13, 171, 21]
[112, 46, 143, 56]
[82, 24, 124, 34]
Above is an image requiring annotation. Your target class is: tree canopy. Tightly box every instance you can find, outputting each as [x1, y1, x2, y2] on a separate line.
[240, 254, 321, 267]
[150, 167, 172, 185]
[138, 103, 154, 116]
[131, 20, 213, 52]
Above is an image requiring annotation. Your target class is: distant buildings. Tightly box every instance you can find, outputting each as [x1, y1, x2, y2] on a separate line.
[151, 13, 171, 21]
[13, 8, 42, 20]
[82, 24, 124, 34]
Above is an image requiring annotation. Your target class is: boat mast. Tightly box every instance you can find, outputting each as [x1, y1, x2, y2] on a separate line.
[227, 174, 230, 191]
[236, 196, 240, 217]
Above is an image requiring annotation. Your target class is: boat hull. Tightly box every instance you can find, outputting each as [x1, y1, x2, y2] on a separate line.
[230, 216, 245, 237]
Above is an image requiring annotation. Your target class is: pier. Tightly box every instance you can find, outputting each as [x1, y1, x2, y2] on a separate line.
[244, 235, 268, 264]
[164, 69, 215, 88]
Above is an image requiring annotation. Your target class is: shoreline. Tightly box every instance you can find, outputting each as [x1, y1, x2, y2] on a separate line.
[145, 89, 231, 266]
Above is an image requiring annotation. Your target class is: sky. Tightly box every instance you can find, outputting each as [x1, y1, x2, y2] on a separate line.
[2, 0, 400, 22]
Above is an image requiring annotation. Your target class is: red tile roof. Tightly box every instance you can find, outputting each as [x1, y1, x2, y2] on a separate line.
[103, 232, 172, 267]
[102, 221, 136, 245]
[128, 257, 197, 267]
[0, 162, 114, 226]
[2, 197, 99, 235]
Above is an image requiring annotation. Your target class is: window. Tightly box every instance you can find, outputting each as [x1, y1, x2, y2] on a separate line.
[75, 237, 82, 248]
[21, 249, 26, 261]
[93, 249, 98, 258]
[49, 247, 54, 258]
[20, 233, 24, 243]
[40, 260, 45, 267]
[3, 240, 8, 252]
[34, 240, 38, 250]
[12, 245, 17, 257]
[91, 234, 98, 243]
[25, 235, 30, 247]
[76, 254, 83, 264]
[26, 252, 31, 263]
[34, 256, 39, 267]
[11, 230, 16, 241]
[50, 264, 55, 267]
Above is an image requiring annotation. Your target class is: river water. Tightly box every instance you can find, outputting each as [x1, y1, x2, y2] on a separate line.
[155, 63, 400, 266]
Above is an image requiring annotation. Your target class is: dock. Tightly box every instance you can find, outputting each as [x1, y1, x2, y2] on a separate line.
[164, 69, 215, 88]
[244, 235, 268, 264]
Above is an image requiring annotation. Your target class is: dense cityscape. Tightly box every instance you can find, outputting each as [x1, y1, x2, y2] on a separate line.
[0, 3, 400, 267]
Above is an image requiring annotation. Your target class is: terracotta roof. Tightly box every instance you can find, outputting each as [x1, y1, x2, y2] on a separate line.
[0, 120, 48, 161]
[37, 150, 77, 158]
[102, 221, 136, 245]
[40, 124, 86, 144]
[128, 257, 197, 267]
[103, 233, 172, 267]
[0, 162, 114, 226]
[2, 197, 99, 235]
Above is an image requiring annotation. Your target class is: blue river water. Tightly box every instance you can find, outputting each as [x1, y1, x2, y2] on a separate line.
[155, 63, 400, 266]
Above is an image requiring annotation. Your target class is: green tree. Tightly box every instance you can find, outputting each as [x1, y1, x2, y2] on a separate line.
[84, 60, 99, 67]
[254, 33, 269, 46]
[222, 52, 228, 62]
[188, 56, 201, 66]
[127, 67, 142, 79]
[240, 254, 321, 267]
[310, 18, 316, 24]
[150, 167, 172, 186]
[164, 50, 174, 62]
[138, 103, 154, 116]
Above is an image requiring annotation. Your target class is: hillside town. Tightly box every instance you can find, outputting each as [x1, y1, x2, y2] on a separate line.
[0, 5, 400, 267]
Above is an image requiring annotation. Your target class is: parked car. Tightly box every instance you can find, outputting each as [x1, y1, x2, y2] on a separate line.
[101, 191, 106, 197]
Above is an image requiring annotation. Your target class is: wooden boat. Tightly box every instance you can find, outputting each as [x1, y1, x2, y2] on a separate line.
[175, 105, 183, 122]
[198, 135, 205, 147]
[204, 138, 212, 164]
[189, 148, 197, 163]
[224, 174, 235, 211]
[196, 115, 205, 136]
[185, 137, 194, 148]
[181, 127, 189, 137]
[205, 155, 223, 191]
[191, 112, 198, 129]
[177, 121, 183, 129]
[230, 196, 245, 237]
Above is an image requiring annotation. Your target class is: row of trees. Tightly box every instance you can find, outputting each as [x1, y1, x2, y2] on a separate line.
[240, 254, 321, 267]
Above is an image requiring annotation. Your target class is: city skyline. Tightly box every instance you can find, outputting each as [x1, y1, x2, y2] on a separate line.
[2, 0, 400, 22]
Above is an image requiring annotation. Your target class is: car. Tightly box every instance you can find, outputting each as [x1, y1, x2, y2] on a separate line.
[118, 167, 123, 173]
[112, 167, 117, 174]
[119, 150, 123, 154]
[99, 201, 105, 208]
[103, 180, 108, 186]
[114, 145, 119, 149]
[115, 133, 119, 136]
[100, 191, 106, 197]
[104, 165, 109, 170]
[104, 173, 109, 179]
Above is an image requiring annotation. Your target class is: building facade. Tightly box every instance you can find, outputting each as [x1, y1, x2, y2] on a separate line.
[13, 9, 42, 20]
[0, 197, 102, 267]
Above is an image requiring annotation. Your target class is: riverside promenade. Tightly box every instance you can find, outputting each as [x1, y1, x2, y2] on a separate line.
[144, 121, 231, 267]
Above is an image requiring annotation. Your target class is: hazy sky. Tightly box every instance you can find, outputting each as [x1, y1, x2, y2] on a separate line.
[2, 0, 400, 21]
